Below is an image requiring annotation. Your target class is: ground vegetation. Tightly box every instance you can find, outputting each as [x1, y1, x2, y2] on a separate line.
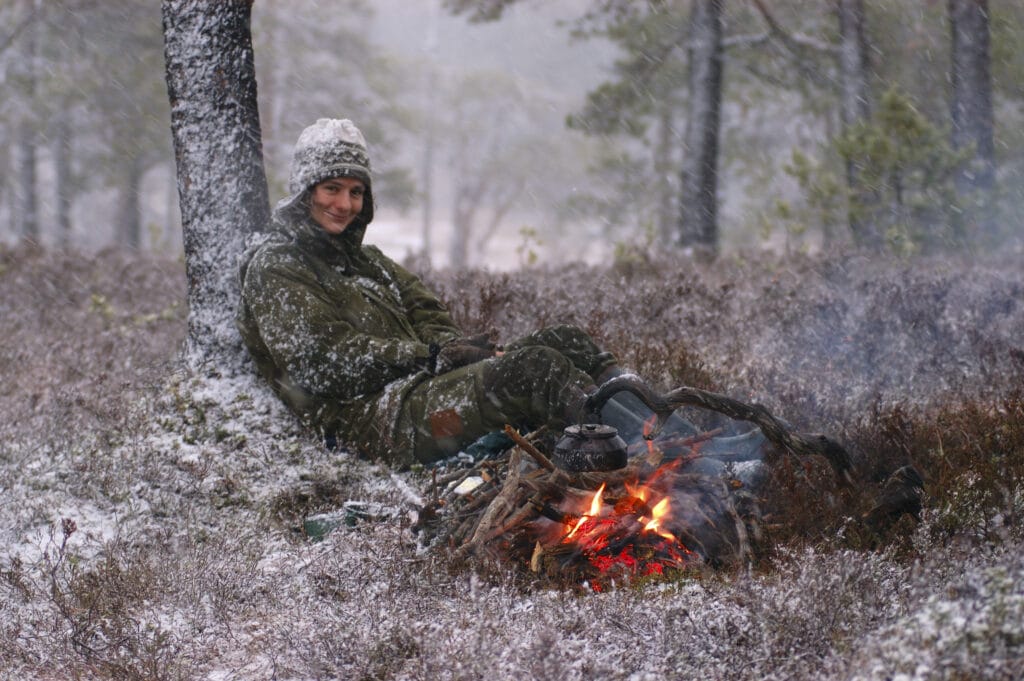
[1, 244, 1022, 679]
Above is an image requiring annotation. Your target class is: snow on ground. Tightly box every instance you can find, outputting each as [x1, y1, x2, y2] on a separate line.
[1, 246, 1022, 679]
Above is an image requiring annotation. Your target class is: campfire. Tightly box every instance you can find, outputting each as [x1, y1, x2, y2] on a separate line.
[414, 378, 853, 590]
[535, 461, 701, 589]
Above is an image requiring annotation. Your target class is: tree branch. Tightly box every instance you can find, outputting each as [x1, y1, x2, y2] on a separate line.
[751, 0, 839, 55]
[585, 376, 855, 485]
[0, 3, 44, 56]
[474, 175, 525, 257]
[722, 31, 770, 49]
[747, 0, 837, 91]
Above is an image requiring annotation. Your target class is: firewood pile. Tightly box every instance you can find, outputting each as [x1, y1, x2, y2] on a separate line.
[414, 426, 760, 589]
[413, 378, 855, 589]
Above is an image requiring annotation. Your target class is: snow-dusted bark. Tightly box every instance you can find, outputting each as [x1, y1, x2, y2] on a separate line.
[162, 0, 269, 371]
[948, 0, 996, 241]
[678, 0, 724, 253]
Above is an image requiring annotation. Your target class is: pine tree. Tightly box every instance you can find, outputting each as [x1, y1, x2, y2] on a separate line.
[162, 0, 269, 370]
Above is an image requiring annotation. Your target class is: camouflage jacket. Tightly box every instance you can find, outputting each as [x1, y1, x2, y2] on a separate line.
[236, 216, 461, 446]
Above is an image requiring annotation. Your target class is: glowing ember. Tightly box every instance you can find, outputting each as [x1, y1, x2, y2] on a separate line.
[556, 463, 695, 585]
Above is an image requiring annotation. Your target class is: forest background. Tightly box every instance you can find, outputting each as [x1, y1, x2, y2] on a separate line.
[2, 2, 1024, 678]
[2, 0, 1021, 268]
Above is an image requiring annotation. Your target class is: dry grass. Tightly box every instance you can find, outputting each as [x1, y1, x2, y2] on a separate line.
[2, 243, 1023, 679]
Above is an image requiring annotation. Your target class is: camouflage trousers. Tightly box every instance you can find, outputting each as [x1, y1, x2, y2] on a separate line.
[384, 325, 618, 466]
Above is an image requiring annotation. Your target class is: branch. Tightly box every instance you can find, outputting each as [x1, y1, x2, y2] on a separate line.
[504, 425, 555, 471]
[722, 31, 770, 49]
[742, 60, 802, 91]
[584, 376, 855, 485]
[458, 448, 523, 555]
[751, 0, 838, 55]
[0, 3, 44, 56]
[474, 175, 525, 256]
[443, 0, 519, 23]
[747, 0, 837, 91]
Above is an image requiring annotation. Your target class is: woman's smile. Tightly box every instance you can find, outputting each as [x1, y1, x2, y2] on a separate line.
[310, 177, 366, 235]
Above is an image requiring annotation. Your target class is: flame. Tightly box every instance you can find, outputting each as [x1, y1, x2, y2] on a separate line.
[641, 496, 677, 542]
[557, 463, 692, 584]
[564, 482, 606, 541]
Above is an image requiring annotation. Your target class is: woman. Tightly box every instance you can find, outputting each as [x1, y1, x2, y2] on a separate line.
[236, 118, 625, 467]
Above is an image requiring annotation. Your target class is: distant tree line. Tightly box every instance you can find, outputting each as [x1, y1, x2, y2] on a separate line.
[0, 0, 601, 270]
[0, 0, 171, 249]
[4, 0, 1020, 263]
[0, 0, 414, 253]
[450, 0, 1013, 256]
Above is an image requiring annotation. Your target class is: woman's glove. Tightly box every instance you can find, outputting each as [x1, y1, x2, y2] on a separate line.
[461, 332, 497, 352]
[431, 333, 497, 375]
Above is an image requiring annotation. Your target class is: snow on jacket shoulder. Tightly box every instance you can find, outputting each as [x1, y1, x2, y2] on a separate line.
[236, 218, 461, 425]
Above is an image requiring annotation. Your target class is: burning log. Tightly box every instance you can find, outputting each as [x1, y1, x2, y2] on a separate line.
[415, 427, 756, 589]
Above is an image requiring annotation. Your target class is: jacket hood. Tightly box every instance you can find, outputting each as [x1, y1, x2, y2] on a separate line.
[274, 118, 374, 227]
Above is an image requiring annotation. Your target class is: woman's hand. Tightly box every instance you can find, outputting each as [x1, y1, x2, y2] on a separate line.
[432, 333, 499, 374]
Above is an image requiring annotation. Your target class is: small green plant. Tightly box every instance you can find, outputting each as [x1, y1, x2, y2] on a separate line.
[837, 88, 970, 253]
[89, 293, 116, 321]
[132, 301, 182, 326]
[516, 225, 542, 267]
[779, 88, 971, 254]
[782, 150, 843, 244]
[610, 221, 659, 275]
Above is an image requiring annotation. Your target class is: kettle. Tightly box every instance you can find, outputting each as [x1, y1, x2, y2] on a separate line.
[553, 423, 628, 472]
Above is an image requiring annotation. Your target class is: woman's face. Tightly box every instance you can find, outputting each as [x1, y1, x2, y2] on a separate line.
[309, 177, 365, 235]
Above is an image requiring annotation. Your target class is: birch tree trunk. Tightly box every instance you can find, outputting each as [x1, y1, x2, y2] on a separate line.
[15, 127, 38, 242]
[678, 0, 724, 253]
[162, 0, 270, 371]
[948, 0, 996, 244]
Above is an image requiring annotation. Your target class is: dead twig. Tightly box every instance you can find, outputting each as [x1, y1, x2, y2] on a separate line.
[459, 448, 523, 556]
[504, 425, 555, 471]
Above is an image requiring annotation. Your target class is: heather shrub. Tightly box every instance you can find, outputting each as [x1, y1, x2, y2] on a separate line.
[2, 245, 1023, 679]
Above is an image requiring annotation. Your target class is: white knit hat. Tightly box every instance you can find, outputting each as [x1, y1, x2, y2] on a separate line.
[274, 118, 373, 220]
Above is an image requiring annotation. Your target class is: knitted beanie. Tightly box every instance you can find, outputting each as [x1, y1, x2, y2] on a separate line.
[274, 118, 373, 223]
